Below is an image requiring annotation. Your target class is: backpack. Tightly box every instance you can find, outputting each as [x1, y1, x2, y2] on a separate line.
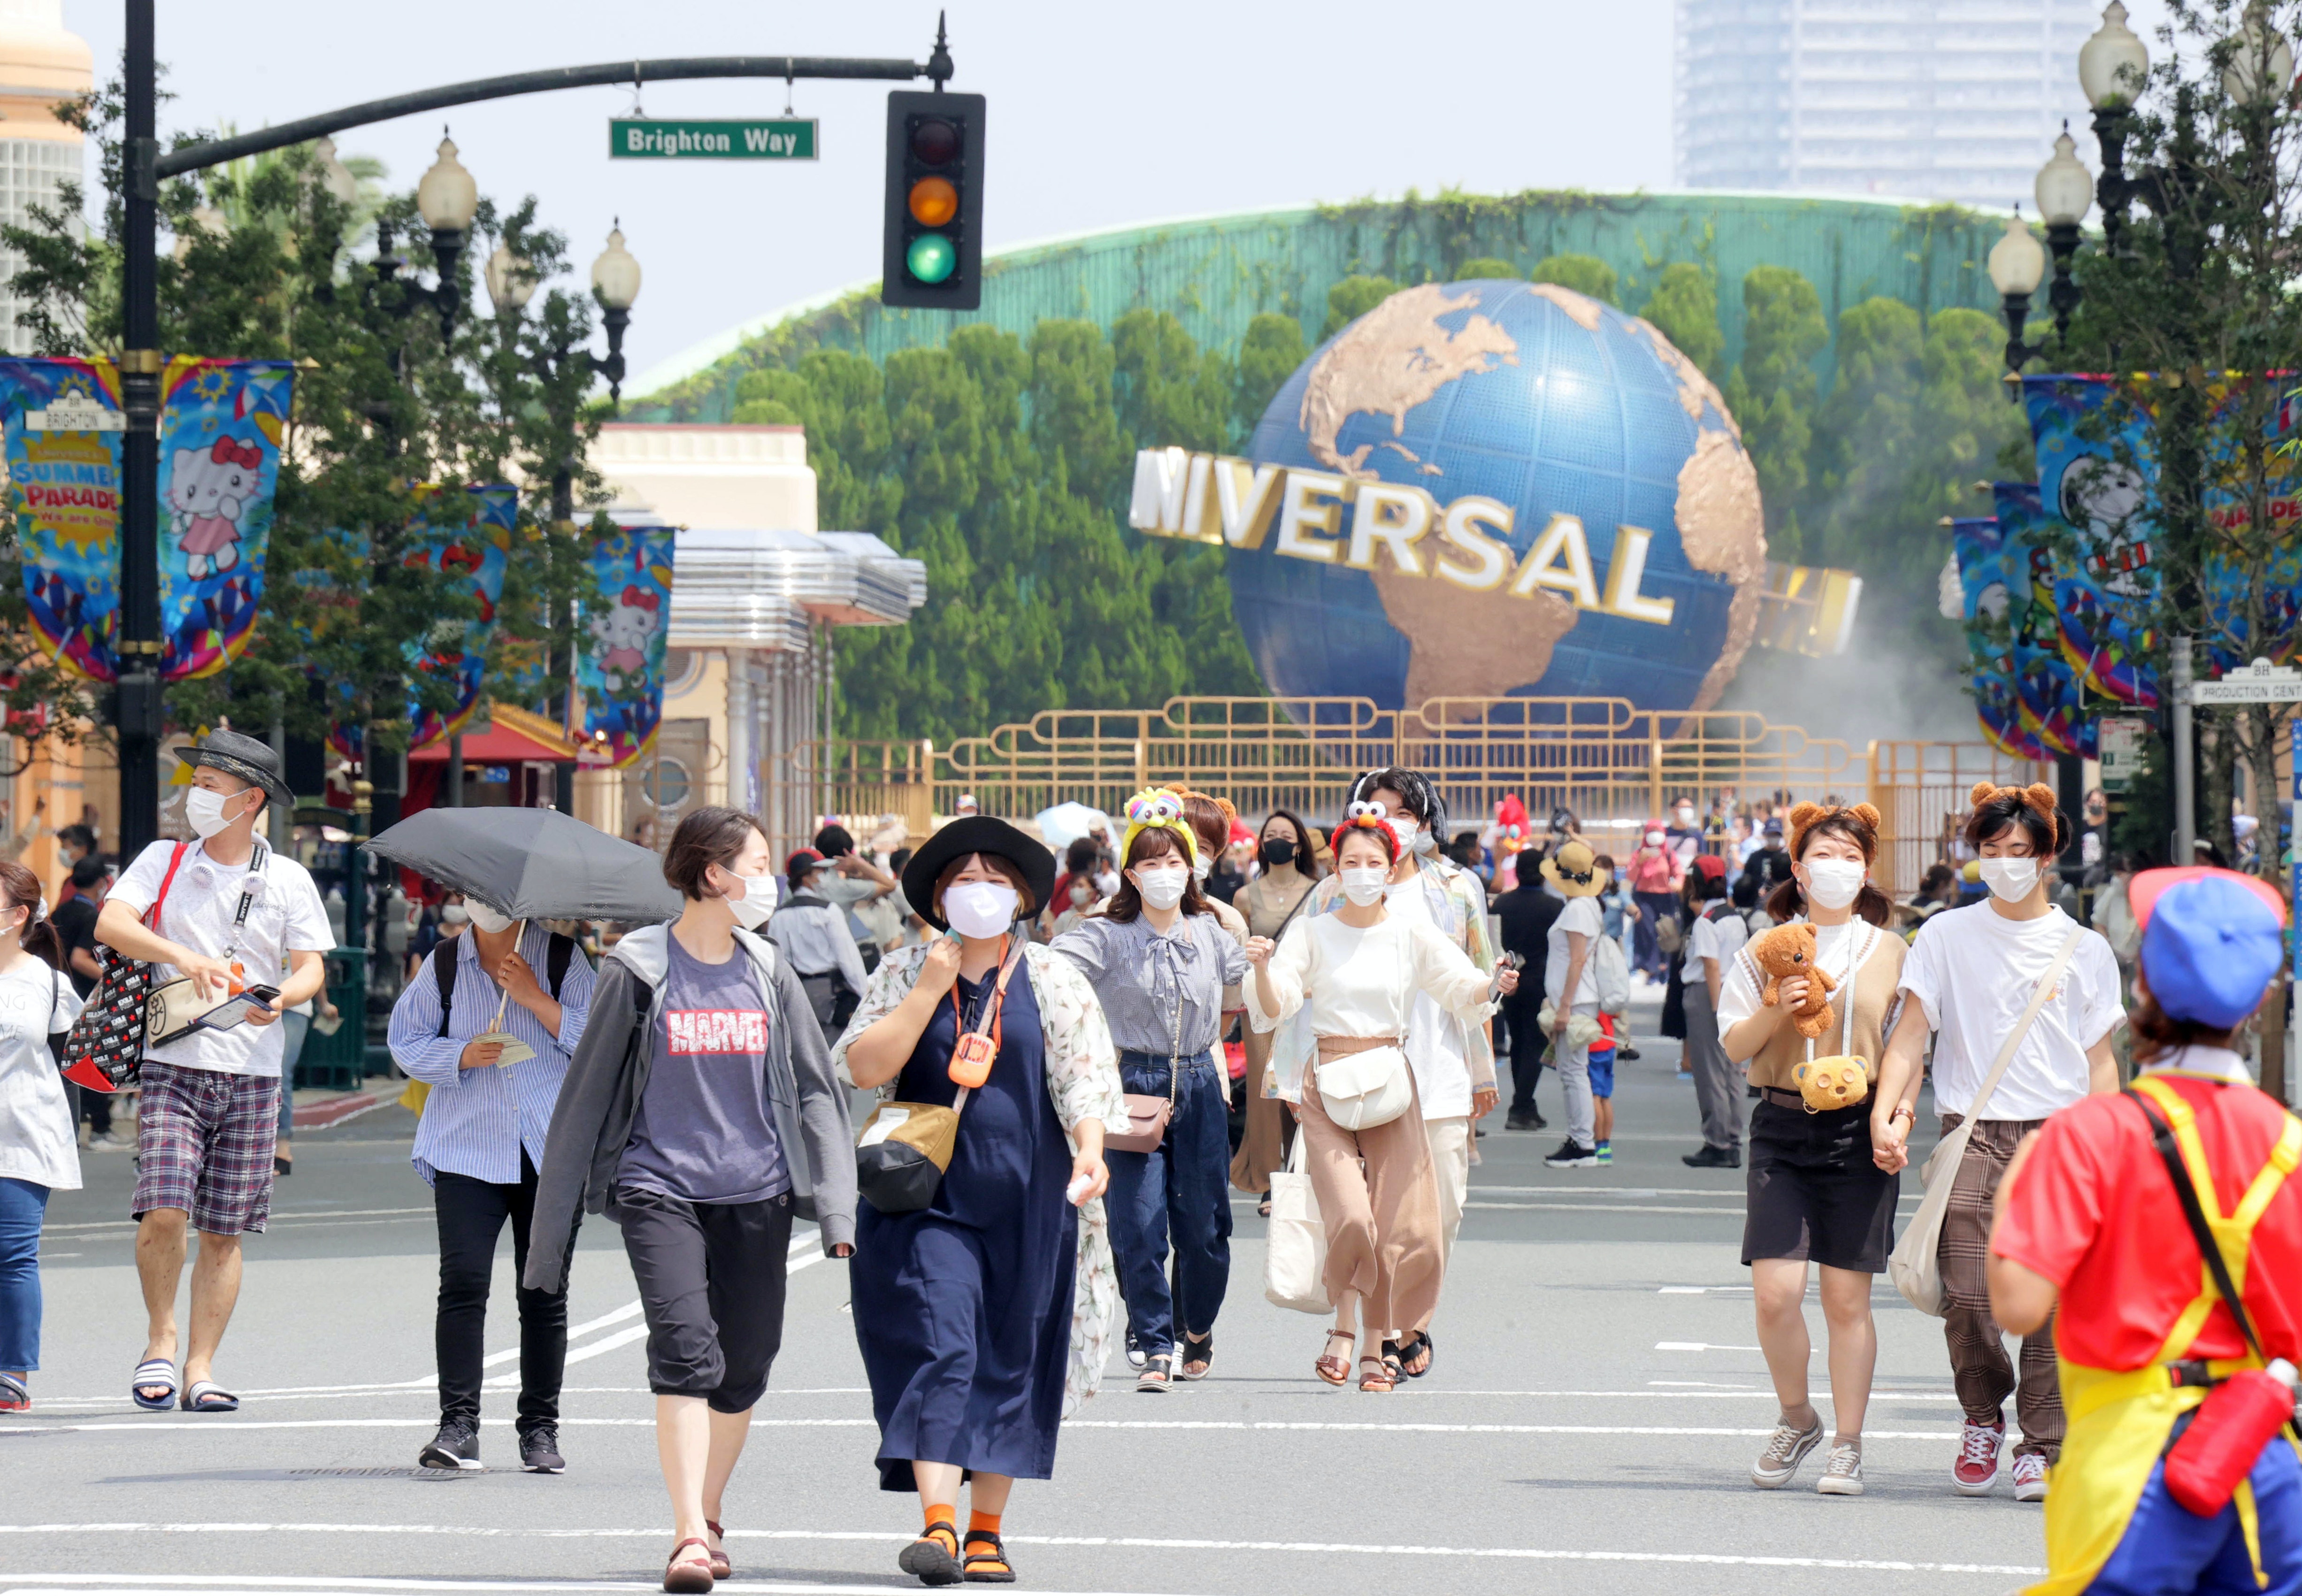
[432, 931, 582, 1036]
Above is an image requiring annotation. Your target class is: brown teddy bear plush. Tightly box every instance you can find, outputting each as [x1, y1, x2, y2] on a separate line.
[1748, 921, 1839, 1039]
[1794, 1054, 1870, 1113]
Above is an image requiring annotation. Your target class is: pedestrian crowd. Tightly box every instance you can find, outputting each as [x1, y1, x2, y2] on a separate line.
[2, 740, 2299, 1595]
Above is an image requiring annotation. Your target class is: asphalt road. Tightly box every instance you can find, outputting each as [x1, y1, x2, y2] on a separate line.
[0, 1002, 2053, 1596]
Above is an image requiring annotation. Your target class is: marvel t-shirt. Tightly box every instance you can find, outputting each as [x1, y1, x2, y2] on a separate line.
[617, 933, 787, 1205]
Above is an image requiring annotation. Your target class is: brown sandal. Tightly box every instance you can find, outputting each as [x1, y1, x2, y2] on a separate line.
[703, 1520, 732, 1581]
[1358, 1355, 1396, 1394]
[663, 1536, 715, 1594]
[1314, 1328, 1354, 1386]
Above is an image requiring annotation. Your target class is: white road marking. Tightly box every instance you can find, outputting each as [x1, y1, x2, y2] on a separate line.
[0, 1417, 1964, 1439]
[0, 1529, 2045, 1577]
[1656, 1341, 1766, 1352]
[38, 1207, 435, 1236]
[1463, 1201, 1745, 1215]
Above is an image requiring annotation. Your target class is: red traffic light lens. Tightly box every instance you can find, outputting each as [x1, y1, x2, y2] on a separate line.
[910, 117, 960, 166]
[908, 176, 958, 227]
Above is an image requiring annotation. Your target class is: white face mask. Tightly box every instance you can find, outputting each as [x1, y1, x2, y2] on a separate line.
[1069, 882, 1093, 907]
[1340, 865, 1389, 906]
[1676, 808, 1696, 826]
[468, 902, 514, 935]
[1389, 820, 1421, 855]
[1644, 830, 1664, 848]
[1092, 870, 1120, 897]
[439, 904, 469, 925]
[725, 871, 777, 930]
[944, 881, 1020, 939]
[1802, 858, 1867, 912]
[1979, 856, 2040, 903]
[1133, 866, 1189, 910]
[1410, 822, 1438, 856]
[184, 785, 248, 839]
[1191, 854, 1212, 883]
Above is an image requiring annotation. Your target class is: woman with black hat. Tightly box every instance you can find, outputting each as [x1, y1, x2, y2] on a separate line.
[836, 814, 1128, 1588]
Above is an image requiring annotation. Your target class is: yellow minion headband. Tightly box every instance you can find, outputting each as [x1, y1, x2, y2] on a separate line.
[1120, 787, 1197, 865]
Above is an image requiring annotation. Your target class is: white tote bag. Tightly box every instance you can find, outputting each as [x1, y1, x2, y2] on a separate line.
[1315, 1044, 1414, 1131]
[1263, 1134, 1332, 1314]
[1887, 926, 2082, 1317]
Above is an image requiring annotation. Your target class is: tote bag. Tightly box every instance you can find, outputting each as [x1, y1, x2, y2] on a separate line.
[1263, 1133, 1330, 1314]
[1887, 926, 2082, 1316]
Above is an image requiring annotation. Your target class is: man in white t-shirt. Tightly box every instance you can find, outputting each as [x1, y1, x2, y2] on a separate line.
[1872, 782, 2124, 1505]
[98, 731, 333, 1414]
[1540, 839, 1610, 1168]
[1680, 854, 1751, 1168]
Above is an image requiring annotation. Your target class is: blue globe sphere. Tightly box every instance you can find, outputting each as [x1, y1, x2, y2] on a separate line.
[1232, 279, 1767, 713]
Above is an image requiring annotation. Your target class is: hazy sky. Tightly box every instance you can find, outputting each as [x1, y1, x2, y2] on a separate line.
[60, 1, 2170, 394]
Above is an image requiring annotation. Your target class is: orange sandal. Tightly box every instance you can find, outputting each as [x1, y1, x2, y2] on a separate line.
[1314, 1328, 1354, 1386]
[1359, 1355, 1396, 1394]
[662, 1536, 715, 1594]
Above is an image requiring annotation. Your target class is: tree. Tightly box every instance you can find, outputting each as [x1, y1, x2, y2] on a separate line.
[1232, 311, 1307, 443]
[1639, 261, 1725, 376]
[1320, 275, 1401, 339]
[1531, 252, 1618, 306]
[1725, 264, 1828, 551]
[1457, 255, 1518, 279]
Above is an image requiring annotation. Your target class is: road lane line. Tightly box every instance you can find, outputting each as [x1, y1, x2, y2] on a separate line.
[0, 1528, 2045, 1576]
[1463, 1202, 1745, 1215]
[0, 1417, 1966, 1438]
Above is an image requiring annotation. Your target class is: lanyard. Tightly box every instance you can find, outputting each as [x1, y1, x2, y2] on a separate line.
[206, 843, 269, 974]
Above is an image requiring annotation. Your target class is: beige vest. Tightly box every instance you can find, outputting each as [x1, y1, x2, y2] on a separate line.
[1741, 921, 1907, 1092]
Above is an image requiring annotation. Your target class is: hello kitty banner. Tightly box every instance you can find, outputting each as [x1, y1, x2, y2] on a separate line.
[576, 525, 674, 769]
[0, 357, 125, 682]
[156, 357, 294, 679]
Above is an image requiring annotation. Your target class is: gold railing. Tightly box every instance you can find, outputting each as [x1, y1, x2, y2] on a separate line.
[764, 696, 2049, 896]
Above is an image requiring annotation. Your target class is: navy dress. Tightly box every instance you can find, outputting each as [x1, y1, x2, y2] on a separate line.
[851, 963, 1078, 1491]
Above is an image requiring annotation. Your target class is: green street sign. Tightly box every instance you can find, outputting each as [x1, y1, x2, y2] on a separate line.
[608, 118, 817, 160]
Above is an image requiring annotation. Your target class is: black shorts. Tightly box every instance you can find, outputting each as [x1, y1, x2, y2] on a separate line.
[1741, 1099, 1900, 1273]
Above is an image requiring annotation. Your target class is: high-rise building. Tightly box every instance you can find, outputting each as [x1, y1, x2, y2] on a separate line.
[1675, 0, 2100, 209]
[0, 0, 86, 356]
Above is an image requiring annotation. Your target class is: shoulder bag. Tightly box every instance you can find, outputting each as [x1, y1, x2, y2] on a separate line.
[1105, 968, 1182, 1154]
[1888, 924, 2083, 1316]
[853, 938, 1025, 1214]
[60, 842, 192, 1093]
[1317, 1039, 1414, 1131]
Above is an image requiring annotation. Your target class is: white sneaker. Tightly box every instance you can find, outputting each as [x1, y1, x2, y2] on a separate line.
[2011, 1451, 2049, 1502]
[1952, 1419, 2005, 1496]
[1817, 1441, 1864, 1496]
[1751, 1416, 1823, 1488]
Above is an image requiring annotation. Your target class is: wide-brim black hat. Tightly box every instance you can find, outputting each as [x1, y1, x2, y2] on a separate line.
[902, 814, 1055, 933]
[176, 728, 294, 806]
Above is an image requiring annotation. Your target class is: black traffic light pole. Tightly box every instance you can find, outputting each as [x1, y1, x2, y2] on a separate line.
[115, 2, 956, 855]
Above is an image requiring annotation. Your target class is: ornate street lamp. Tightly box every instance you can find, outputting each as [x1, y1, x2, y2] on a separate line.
[1988, 210, 2049, 384]
[589, 223, 642, 408]
[2081, 1, 2155, 253]
[413, 133, 479, 338]
[483, 241, 537, 316]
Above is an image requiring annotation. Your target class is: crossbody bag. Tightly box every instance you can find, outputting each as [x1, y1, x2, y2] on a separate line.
[1106, 983, 1183, 1155]
[853, 938, 1026, 1214]
[60, 842, 194, 1093]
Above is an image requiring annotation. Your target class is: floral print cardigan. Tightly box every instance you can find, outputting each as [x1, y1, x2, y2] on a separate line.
[833, 940, 1131, 1416]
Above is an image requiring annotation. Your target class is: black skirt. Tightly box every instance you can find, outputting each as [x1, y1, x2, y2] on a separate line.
[1741, 1099, 1900, 1273]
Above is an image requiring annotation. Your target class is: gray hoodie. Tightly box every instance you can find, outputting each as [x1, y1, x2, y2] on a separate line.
[523, 922, 857, 1293]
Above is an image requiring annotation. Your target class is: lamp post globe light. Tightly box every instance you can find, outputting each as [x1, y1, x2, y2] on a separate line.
[484, 240, 537, 316]
[588, 223, 641, 407]
[413, 132, 478, 338]
[2224, 4, 2295, 107]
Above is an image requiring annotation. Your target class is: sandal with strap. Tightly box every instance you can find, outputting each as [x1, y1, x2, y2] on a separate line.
[963, 1528, 1017, 1584]
[898, 1520, 963, 1587]
[0, 1372, 27, 1412]
[130, 1357, 176, 1411]
[662, 1536, 715, 1594]
[1178, 1332, 1213, 1381]
[1358, 1354, 1396, 1394]
[1314, 1328, 1354, 1386]
[1136, 1351, 1175, 1393]
[703, 1520, 732, 1581]
[1386, 1331, 1434, 1379]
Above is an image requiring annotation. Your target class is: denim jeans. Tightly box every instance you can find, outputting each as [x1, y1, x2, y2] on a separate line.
[0, 1176, 50, 1371]
[1104, 1051, 1232, 1357]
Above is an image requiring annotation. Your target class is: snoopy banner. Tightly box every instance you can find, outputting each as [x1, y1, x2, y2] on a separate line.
[0, 357, 124, 682]
[576, 525, 674, 768]
[156, 357, 294, 680]
[1993, 481, 2097, 760]
[2022, 375, 2161, 710]
[406, 485, 517, 749]
[1950, 514, 2048, 762]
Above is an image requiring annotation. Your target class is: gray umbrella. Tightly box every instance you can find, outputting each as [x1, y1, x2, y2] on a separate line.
[364, 807, 682, 923]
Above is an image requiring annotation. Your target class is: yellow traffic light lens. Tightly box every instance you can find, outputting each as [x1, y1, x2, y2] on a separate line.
[908, 176, 958, 228]
[906, 233, 956, 284]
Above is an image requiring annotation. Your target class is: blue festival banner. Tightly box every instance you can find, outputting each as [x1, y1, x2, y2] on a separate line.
[577, 525, 674, 769]
[2022, 375, 2161, 709]
[156, 357, 294, 680]
[1952, 514, 2048, 761]
[0, 358, 122, 682]
[406, 485, 516, 750]
[1993, 482, 2096, 759]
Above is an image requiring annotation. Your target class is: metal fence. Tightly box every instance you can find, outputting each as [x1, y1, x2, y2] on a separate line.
[759, 696, 2049, 898]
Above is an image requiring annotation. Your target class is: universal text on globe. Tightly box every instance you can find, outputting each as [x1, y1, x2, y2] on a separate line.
[1127, 448, 1676, 625]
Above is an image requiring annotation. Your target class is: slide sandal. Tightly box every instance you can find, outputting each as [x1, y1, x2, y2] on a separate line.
[180, 1380, 239, 1413]
[130, 1358, 177, 1411]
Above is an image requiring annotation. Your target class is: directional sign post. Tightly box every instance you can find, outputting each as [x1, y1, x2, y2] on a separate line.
[2190, 657, 2302, 705]
[608, 118, 817, 160]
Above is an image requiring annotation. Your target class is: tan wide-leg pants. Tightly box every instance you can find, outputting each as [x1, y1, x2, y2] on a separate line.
[1229, 1024, 1289, 1194]
[1297, 1059, 1443, 1340]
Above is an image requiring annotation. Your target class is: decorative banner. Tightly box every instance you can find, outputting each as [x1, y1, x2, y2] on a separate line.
[1992, 483, 2096, 759]
[2023, 375, 2161, 710]
[576, 525, 674, 769]
[0, 357, 122, 682]
[405, 485, 516, 750]
[2199, 377, 2302, 674]
[156, 357, 294, 680]
[1952, 514, 2049, 761]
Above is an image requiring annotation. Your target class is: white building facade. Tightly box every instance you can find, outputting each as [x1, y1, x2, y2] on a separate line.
[1674, 0, 2099, 208]
[0, 0, 84, 355]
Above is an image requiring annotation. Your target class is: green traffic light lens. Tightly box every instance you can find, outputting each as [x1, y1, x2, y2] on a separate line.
[906, 232, 956, 284]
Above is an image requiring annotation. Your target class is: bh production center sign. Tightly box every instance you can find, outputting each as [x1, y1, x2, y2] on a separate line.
[609, 118, 818, 159]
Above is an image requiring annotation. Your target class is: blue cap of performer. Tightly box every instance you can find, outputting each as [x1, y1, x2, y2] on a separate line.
[2133, 866, 2288, 1029]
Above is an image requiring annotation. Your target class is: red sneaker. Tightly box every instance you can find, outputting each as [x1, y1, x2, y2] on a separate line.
[1952, 1419, 2005, 1496]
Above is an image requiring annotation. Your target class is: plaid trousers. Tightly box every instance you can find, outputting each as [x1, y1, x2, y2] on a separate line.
[1938, 1113, 2063, 1459]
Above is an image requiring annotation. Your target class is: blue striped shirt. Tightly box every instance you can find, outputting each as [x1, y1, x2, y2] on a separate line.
[387, 925, 596, 1186]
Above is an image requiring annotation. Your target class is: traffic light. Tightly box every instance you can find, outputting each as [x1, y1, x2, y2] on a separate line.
[882, 90, 986, 310]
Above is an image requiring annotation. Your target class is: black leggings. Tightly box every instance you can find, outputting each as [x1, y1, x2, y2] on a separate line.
[613, 1186, 794, 1413]
[434, 1154, 568, 1429]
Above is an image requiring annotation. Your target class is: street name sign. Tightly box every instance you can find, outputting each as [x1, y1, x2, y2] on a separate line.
[608, 119, 817, 160]
[2191, 657, 2302, 705]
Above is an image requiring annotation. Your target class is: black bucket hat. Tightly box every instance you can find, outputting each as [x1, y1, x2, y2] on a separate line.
[176, 728, 294, 807]
[900, 815, 1055, 932]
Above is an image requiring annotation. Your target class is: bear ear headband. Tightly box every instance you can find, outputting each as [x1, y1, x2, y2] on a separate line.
[1786, 800, 1883, 859]
[1968, 782, 2059, 827]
